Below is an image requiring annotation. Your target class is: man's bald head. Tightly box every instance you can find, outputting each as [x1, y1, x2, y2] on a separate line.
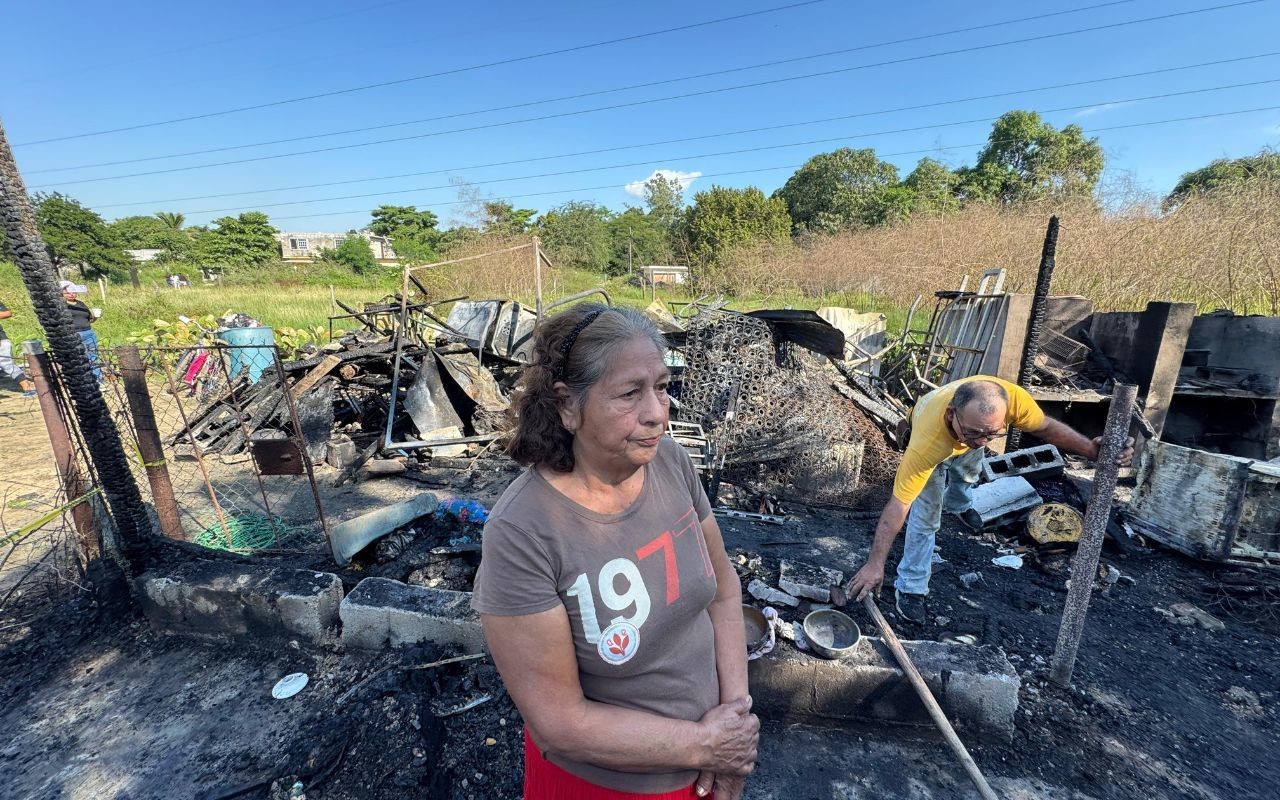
[950, 380, 1009, 417]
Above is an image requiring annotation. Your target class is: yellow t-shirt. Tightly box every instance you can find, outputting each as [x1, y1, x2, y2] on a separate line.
[891, 376, 1045, 504]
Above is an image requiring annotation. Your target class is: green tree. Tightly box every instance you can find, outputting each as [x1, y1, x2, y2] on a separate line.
[683, 185, 791, 271]
[324, 236, 377, 274]
[774, 148, 902, 233]
[607, 207, 672, 275]
[33, 193, 132, 280]
[643, 174, 685, 234]
[903, 157, 960, 215]
[155, 211, 185, 230]
[957, 111, 1104, 204]
[369, 205, 443, 264]
[111, 214, 193, 262]
[191, 211, 278, 267]
[1164, 148, 1280, 210]
[536, 201, 613, 271]
[482, 200, 537, 236]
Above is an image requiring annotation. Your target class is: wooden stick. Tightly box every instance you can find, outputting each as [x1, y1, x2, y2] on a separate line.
[336, 652, 485, 705]
[289, 354, 342, 399]
[862, 595, 1000, 800]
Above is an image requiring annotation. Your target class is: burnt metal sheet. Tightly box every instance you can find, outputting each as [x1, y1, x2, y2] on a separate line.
[744, 310, 846, 360]
[445, 301, 503, 349]
[434, 350, 507, 413]
[1128, 440, 1280, 564]
[249, 436, 306, 476]
[404, 356, 465, 436]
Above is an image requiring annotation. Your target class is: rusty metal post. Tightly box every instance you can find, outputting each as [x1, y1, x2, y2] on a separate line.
[1049, 382, 1137, 688]
[271, 349, 332, 559]
[533, 236, 543, 319]
[22, 340, 99, 559]
[162, 362, 232, 547]
[117, 346, 184, 541]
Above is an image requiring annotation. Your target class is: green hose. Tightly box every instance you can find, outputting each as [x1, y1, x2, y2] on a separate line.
[194, 513, 285, 552]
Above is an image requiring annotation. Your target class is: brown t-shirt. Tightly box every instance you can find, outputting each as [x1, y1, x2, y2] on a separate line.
[471, 435, 719, 793]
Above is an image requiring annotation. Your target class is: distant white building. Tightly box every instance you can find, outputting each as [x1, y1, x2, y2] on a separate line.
[125, 248, 164, 262]
[277, 232, 398, 265]
[639, 265, 689, 286]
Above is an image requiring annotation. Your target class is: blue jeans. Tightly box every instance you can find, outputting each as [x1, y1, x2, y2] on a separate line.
[78, 329, 103, 382]
[894, 447, 986, 596]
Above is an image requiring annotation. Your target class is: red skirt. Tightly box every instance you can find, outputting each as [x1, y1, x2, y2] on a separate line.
[524, 729, 700, 799]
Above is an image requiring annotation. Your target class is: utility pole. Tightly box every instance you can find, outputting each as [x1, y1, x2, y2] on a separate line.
[627, 226, 633, 277]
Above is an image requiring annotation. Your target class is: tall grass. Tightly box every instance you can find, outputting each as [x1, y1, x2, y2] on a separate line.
[703, 183, 1280, 315]
[5, 183, 1275, 351]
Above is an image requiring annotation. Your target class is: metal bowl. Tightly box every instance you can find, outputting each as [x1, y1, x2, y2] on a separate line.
[803, 609, 862, 660]
[743, 605, 769, 651]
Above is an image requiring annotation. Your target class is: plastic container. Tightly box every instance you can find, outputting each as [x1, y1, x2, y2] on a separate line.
[219, 325, 275, 383]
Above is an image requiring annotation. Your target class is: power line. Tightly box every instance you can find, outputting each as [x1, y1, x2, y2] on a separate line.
[141, 1, 635, 95]
[27, 0, 1147, 174]
[18, 0, 416, 85]
[259, 105, 1280, 223]
[27, 0, 1268, 188]
[90, 52, 1280, 211]
[13, 0, 831, 147]
[171, 81, 1280, 216]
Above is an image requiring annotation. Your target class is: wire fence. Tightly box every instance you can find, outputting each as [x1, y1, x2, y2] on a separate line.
[95, 343, 330, 555]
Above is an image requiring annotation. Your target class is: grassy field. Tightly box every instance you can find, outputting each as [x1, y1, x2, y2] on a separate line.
[0, 255, 909, 351]
[5, 183, 1274, 351]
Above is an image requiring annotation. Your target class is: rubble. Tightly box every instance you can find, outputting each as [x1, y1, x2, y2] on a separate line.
[777, 560, 844, 603]
[747, 579, 800, 608]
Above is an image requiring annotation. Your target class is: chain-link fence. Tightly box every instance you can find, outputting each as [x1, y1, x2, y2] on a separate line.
[96, 343, 330, 556]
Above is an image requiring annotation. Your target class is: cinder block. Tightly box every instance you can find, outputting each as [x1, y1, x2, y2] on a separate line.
[982, 444, 1064, 483]
[971, 476, 1041, 524]
[749, 638, 1019, 737]
[137, 562, 342, 647]
[777, 561, 844, 603]
[341, 578, 485, 653]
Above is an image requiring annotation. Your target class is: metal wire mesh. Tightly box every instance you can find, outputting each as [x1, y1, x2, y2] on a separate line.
[96, 345, 328, 554]
[676, 309, 898, 506]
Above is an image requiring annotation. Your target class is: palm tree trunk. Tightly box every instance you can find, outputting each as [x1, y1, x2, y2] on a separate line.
[0, 120, 151, 554]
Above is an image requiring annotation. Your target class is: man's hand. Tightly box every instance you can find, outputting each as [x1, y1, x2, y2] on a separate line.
[1088, 435, 1136, 466]
[848, 559, 885, 601]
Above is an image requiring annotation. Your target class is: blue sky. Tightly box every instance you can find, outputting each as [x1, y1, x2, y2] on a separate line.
[2, 0, 1277, 232]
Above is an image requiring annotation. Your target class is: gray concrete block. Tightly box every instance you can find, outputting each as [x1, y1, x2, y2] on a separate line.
[777, 561, 843, 603]
[749, 638, 1019, 737]
[982, 444, 1065, 483]
[340, 578, 485, 653]
[971, 476, 1041, 524]
[137, 562, 342, 647]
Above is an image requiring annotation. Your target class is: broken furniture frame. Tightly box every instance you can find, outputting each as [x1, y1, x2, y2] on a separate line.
[874, 270, 1008, 407]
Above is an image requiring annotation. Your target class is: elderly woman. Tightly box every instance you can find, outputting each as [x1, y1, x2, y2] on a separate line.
[472, 303, 758, 799]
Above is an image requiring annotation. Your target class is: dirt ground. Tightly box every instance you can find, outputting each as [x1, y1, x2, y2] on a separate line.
[1, 457, 1277, 800]
[0, 390, 62, 531]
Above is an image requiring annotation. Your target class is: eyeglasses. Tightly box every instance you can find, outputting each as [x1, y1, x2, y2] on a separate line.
[957, 427, 1007, 443]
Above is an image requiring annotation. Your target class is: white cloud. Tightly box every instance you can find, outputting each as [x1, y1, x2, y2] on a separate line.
[1073, 101, 1134, 118]
[624, 168, 702, 199]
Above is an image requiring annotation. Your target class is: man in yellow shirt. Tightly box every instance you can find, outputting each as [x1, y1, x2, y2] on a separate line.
[847, 376, 1133, 623]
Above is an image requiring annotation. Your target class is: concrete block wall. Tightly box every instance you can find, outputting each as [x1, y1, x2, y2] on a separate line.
[138, 561, 343, 646]
[749, 640, 1020, 737]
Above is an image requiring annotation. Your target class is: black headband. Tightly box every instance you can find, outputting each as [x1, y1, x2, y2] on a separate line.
[554, 309, 606, 380]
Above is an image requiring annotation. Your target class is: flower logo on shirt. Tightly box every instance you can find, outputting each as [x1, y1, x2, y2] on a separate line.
[597, 621, 640, 665]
